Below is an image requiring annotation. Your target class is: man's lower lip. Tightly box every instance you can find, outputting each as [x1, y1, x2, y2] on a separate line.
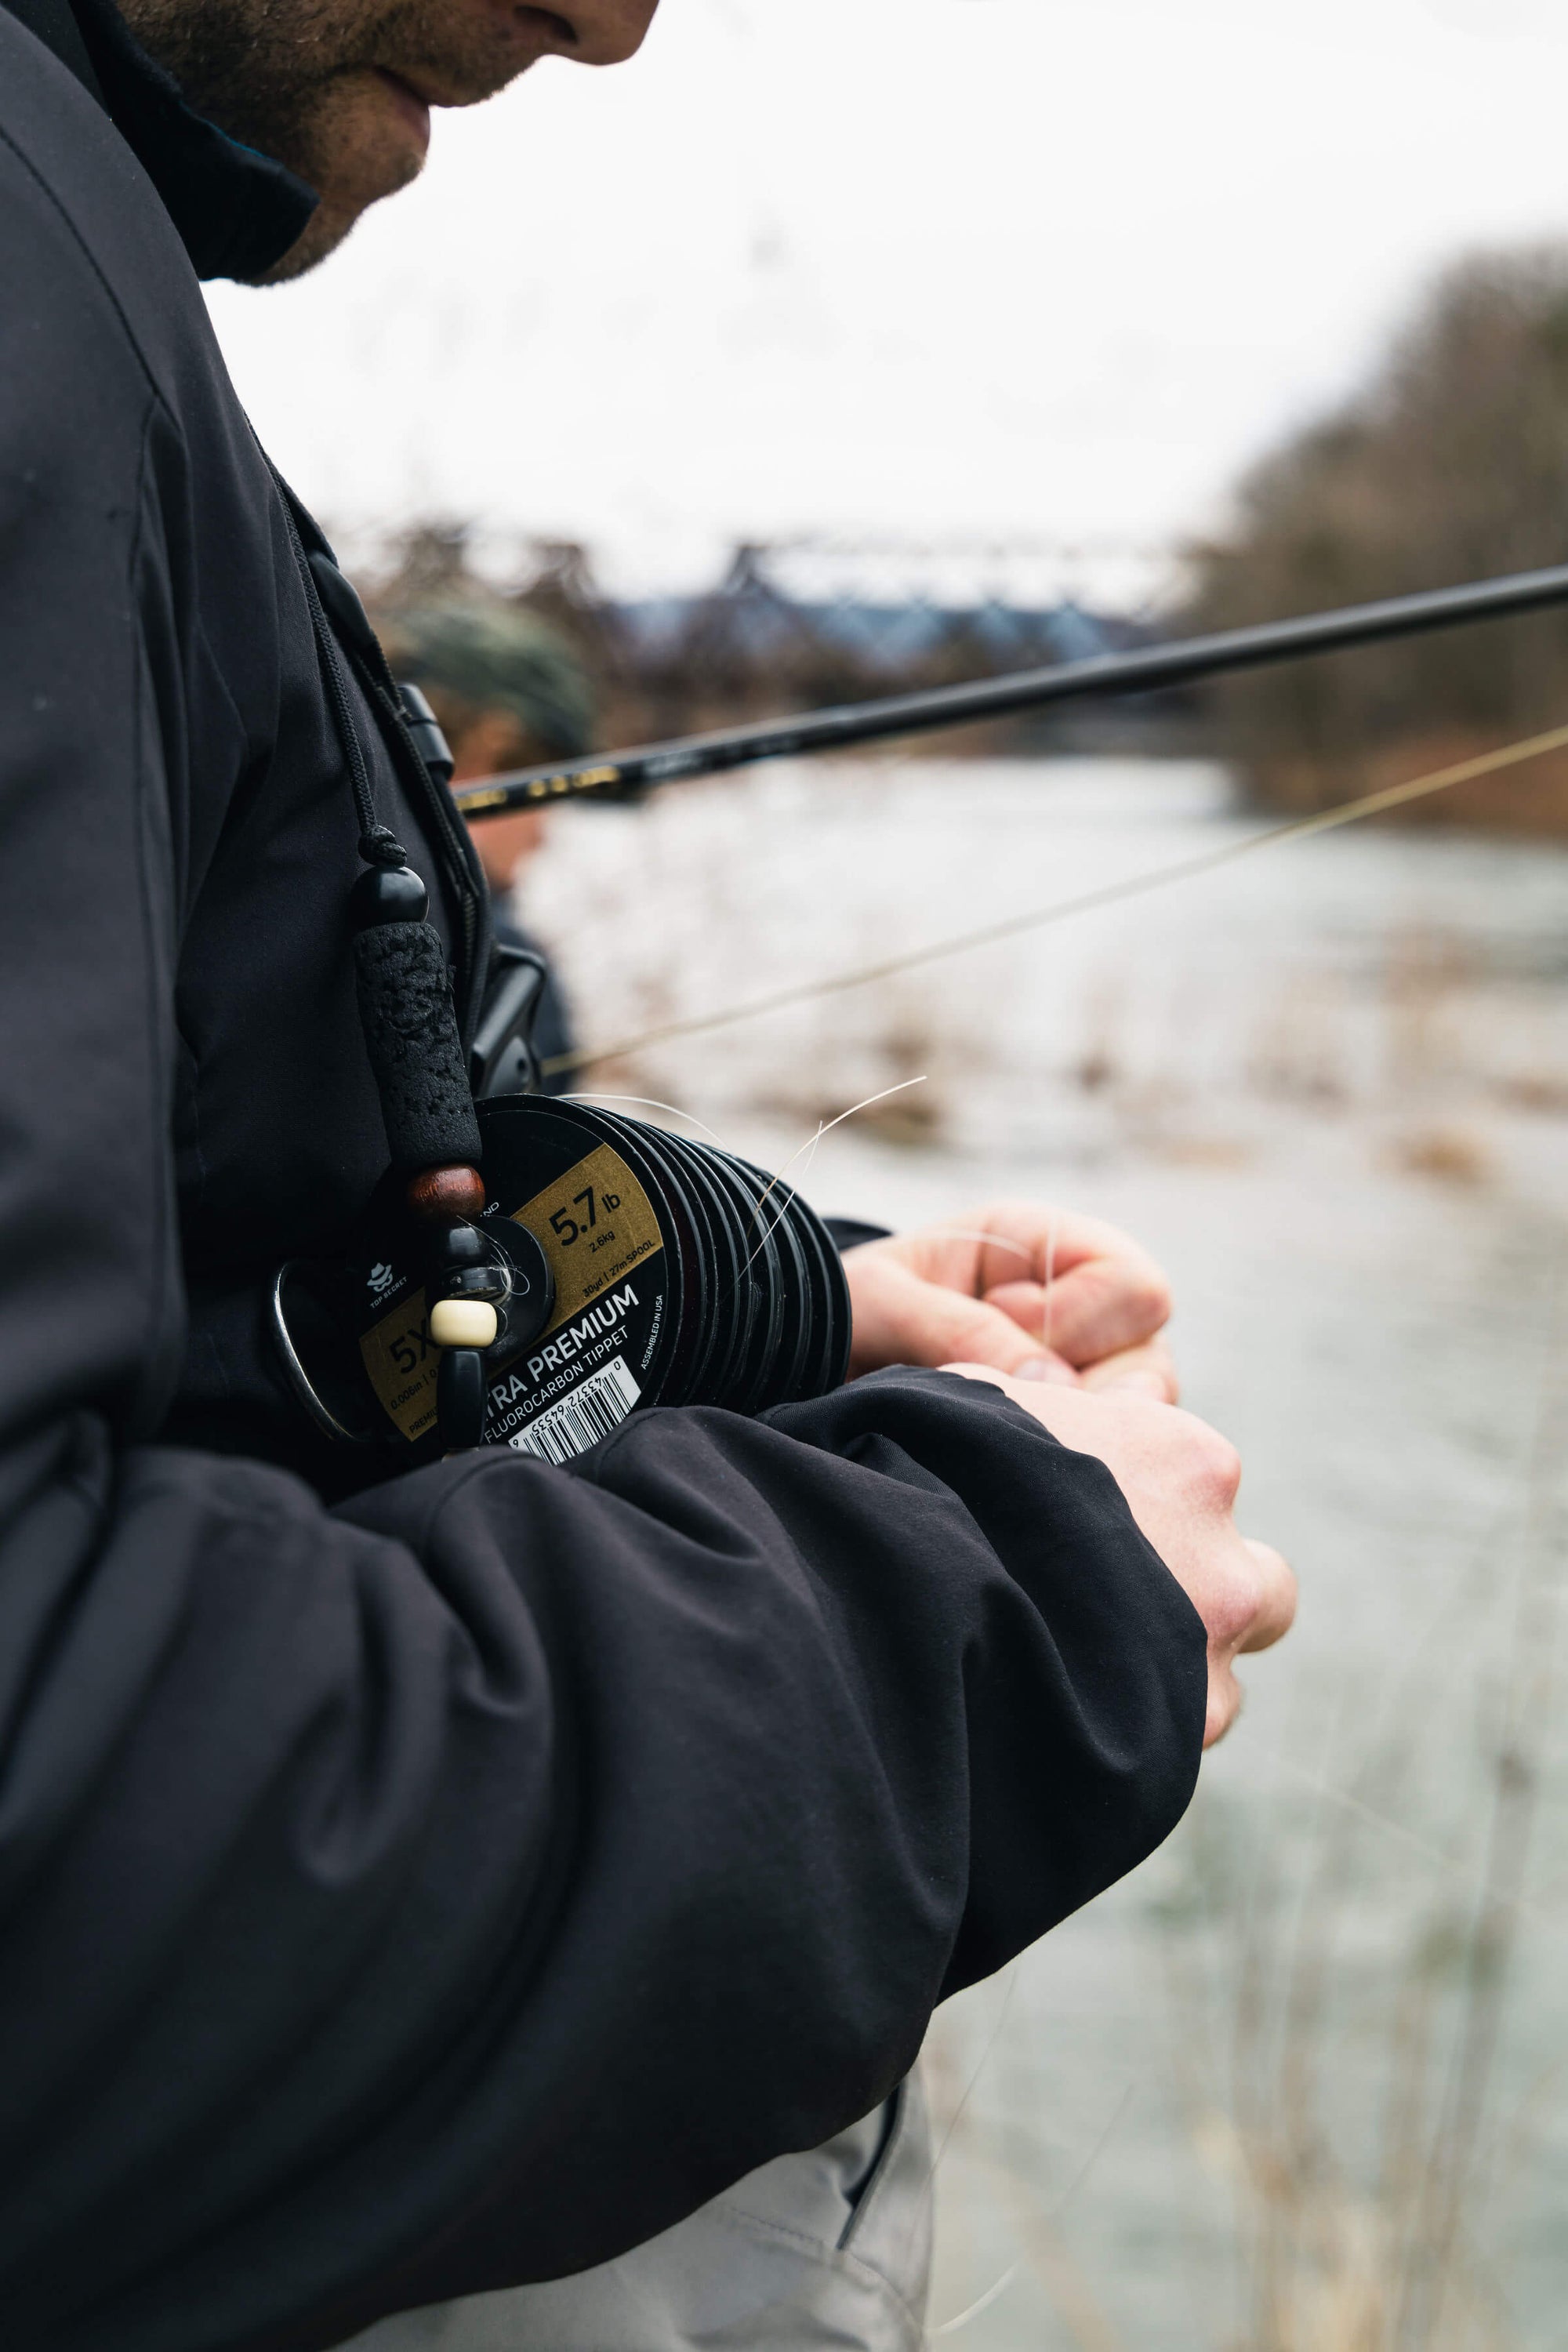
[376, 70, 432, 147]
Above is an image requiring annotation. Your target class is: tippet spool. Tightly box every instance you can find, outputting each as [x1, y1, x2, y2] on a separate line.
[273, 1095, 851, 1467]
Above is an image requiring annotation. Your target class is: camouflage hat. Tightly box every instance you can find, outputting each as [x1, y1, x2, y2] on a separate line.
[386, 600, 595, 757]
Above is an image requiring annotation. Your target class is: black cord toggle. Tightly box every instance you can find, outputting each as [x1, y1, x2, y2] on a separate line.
[358, 825, 410, 868]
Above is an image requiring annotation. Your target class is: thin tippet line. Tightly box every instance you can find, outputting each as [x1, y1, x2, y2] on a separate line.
[931, 2259, 1022, 2339]
[926, 1228, 1036, 1269]
[542, 720, 1568, 1079]
[1041, 1210, 1061, 1357]
[1246, 1740, 1557, 1929]
[930, 2066, 1139, 2340]
[731, 1077, 929, 1283]
[909, 1965, 1023, 2266]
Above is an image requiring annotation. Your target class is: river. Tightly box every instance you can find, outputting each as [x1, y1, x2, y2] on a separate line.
[517, 757, 1568, 2350]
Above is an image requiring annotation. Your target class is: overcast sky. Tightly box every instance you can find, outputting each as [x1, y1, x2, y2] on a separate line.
[207, 0, 1568, 597]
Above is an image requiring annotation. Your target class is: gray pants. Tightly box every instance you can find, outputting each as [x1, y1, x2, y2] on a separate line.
[342, 2074, 931, 2352]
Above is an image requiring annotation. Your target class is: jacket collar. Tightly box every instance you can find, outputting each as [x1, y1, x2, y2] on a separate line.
[3, 0, 319, 281]
[3, 0, 103, 100]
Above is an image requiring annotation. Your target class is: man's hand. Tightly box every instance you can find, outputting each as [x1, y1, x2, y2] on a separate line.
[844, 1202, 1177, 1396]
[945, 1367, 1297, 1747]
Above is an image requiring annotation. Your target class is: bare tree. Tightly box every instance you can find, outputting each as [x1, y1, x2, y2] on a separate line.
[1189, 246, 1568, 828]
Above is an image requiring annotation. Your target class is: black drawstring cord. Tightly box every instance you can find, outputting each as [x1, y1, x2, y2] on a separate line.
[359, 822, 410, 869]
[270, 467, 493, 1450]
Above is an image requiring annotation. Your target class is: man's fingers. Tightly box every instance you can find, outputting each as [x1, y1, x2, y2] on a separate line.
[954, 1202, 1167, 1294]
[848, 1207, 1175, 1387]
[938, 1361, 1294, 1759]
[1203, 1666, 1243, 1748]
[891, 1275, 1082, 1378]
[983, 1255, 1172, 1368]
[849, 1261, 1082, 1381]
[1236, 1538, 1297, 1654]
[1076, 1338, 1180, 1402]
[1203, 1541, 1295, 1745]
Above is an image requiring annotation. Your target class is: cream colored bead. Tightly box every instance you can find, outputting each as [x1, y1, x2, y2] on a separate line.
[429, 1298, 499, 1350]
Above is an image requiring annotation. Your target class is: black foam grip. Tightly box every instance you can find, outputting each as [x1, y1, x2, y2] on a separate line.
[353, 922, 483, 1173]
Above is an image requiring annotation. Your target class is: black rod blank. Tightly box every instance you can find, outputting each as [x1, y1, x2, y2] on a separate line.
[452, 560, 1568, 818]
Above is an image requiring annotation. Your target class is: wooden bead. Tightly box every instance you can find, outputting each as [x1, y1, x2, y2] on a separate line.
[429, 1298, 499, 1350]
[407, 1164, 486, 1222]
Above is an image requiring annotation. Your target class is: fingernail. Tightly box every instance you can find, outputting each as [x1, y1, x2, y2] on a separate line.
[1016, 1356, 1076, 1385]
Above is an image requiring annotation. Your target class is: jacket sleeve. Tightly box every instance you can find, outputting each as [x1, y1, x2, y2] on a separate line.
[0, 118, 1205, 2352]
[2, 1384, 1201, 2352]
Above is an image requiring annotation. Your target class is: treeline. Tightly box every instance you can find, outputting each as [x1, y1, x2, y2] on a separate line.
[1186, 244, 1568, 829]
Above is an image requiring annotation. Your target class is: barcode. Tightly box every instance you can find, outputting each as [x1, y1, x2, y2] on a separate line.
[508, 1356, 643, 1465]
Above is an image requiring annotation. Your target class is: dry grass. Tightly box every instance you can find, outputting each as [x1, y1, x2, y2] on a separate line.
[1492, 1074, 1568, 1117]
[1384, 1128, 1495, 1187]
[921, 1265, 1568, 2351]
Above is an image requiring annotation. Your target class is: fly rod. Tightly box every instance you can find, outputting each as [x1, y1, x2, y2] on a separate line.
[452, 560, 1568, 818]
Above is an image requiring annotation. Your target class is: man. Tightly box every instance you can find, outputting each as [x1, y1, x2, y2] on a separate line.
[0, 5, 1296, 2351]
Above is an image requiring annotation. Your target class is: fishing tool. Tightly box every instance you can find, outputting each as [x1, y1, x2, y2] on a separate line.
[450, 561, 1568, 1083]
[267, 482, 848, 1463]
[453, 561, 1568, 816]
[274, 535, 1568, 1463]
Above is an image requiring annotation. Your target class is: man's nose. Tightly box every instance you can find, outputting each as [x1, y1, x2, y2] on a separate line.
[564, 0, 659, 67]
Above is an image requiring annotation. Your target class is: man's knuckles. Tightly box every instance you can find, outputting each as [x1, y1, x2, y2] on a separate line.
[1109, 1396, 1241, 1514]
[1171, 1414, 1243, 1515]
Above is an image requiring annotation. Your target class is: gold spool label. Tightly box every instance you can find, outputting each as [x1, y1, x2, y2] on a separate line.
[514, 1142, 662, 1333]
[360, 1287, 439, 1443]
[358, 1142, 663, 1448]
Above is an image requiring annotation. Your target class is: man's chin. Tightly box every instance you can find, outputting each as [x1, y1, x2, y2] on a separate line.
[249, 148, 426, 283]
[241, 74, 430, 284]
[249, 202, 360, 284]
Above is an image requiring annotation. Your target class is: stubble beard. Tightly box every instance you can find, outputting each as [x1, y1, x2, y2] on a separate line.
[118, 0, 520, 279]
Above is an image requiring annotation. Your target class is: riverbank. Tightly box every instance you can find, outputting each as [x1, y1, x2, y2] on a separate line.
[1240, 726, 1568, 837]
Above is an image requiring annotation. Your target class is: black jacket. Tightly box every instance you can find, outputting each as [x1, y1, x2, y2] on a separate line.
[0, 7, 1207, 2347]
